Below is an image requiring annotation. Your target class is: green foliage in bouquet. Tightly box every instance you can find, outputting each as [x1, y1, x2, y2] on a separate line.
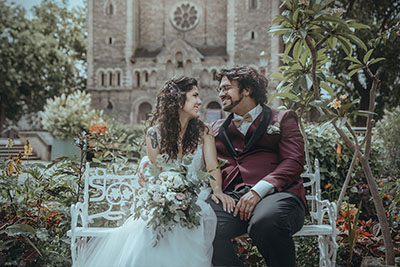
[133, 154, 212, 246]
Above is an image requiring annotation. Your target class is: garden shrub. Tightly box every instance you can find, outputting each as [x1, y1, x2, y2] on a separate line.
[304, 123, 385, 202]
[39, 91, 101, 139]
[375, 106, 400, 176]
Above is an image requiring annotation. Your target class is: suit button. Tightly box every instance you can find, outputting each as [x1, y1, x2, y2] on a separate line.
[238, 160, 242, 164]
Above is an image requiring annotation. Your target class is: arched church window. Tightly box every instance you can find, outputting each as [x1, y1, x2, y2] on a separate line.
[176, 52, 183, 68]
[184, 60, 192, 77]
[206, 101, 223, 123]
[106, 3, 114, 15]
[101, 72, 106, 87]
[212, 70, 217, 81]
[107, 100, 113, 110]
[117, 72, 121, 86]
[249, 0, 258, 9]
[145, 71, 149, 82]
[135, 71, 140, 88]
[166, 60, 174, 78]
[138, 102, 152, 122]
[109, 72, 113, 86]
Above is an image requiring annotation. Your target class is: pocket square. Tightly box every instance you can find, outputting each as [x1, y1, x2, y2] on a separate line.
[267, 122, 280, 135]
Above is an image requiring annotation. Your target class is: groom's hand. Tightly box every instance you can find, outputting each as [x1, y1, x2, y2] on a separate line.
[234, 190, 261, 220]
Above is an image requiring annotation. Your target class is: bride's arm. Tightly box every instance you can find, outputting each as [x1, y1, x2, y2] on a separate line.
[203, 124, 235, 213]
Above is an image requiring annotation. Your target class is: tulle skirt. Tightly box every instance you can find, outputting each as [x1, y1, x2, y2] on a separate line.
[75, 189, 217, 267]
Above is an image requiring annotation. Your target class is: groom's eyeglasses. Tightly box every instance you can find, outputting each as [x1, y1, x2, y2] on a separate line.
[216, 86, 232, 94]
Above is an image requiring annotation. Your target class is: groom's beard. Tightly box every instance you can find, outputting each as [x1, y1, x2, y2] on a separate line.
[222, 93, 244, 112]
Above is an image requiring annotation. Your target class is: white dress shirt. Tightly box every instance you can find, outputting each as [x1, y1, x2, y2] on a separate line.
[233, 105, 275, 198]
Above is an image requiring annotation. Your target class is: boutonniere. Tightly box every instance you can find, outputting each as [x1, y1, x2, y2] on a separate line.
[267, 122, 281, 135]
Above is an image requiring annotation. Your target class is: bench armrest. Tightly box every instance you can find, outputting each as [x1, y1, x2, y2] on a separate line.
[70, 202, 88, 235]
[316, 196, 338, 237]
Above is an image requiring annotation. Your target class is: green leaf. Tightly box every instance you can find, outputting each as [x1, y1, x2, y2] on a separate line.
[293, 8, 301, 24]
[337, 36, 353, 56]
[318, 120, 333, 135]
[269, 25, 292, 36]
[326, 77, 345, 86]
[363, 49, 374, 64]
[348, 68, 361, 78]
[320, 82, 335, 97]
[348, 64, 362, 70]
[23, 236, 43, 257]
[274, 92, 300, 101]
[92, 157, 102, 163]
[293, 40, 302, 60]
[284, 40, 295, 58]
[309, 100, 329, 109]
[344, 56, 363, 65]
[326, 36, 338, 50]
[348, 22, 370, 30]
[368, 57, 385, 66]
[299, 29, 308, 39]
[6, 224, 36, 236]
[352, 110, 377, 117]
[344, 34, 368, 51]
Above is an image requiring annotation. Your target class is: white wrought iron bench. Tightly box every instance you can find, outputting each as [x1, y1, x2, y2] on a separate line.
[67, 163, 137, 266]
[68, 159, 337, 266]
[293, 159, 338, 267]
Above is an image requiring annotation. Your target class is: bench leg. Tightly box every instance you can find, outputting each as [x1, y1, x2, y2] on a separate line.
[318, 235, 338, 267]
[71, 236, 88, 266]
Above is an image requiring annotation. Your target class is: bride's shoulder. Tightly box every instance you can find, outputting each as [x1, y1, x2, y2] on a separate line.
[203, 123, 214, 137]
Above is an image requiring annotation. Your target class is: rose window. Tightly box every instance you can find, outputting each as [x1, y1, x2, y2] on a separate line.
[170, 3, 200, 31]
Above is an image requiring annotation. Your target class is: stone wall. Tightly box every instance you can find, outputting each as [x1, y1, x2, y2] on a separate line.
[87, 0, 281, 123]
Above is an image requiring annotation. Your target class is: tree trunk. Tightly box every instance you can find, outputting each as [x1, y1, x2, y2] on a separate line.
[0, 97, 6, 136]
[359, 156, 395, 265]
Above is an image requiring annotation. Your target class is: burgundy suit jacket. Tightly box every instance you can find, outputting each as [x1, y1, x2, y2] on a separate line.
[212, 105, 308, 209]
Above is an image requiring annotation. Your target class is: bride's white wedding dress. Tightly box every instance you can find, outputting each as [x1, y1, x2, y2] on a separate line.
[76, 145, 217, 267]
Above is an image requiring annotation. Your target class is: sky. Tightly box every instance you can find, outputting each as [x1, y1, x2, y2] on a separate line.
[8, 0, 85, 15]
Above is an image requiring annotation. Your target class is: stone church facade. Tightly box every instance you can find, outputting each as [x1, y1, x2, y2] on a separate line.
[87, 0, 281, 124]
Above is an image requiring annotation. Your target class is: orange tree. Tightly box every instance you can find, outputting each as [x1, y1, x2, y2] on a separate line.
[269, 0, 395, 264]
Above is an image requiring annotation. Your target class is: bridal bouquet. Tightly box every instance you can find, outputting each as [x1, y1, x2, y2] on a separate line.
[132, 154, 211, 246]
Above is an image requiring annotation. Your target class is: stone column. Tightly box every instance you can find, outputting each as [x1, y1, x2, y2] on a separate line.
[226, 0, 236, 67]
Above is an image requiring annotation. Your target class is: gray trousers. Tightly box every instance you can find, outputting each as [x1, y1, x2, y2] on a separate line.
[207, 187, 305, 267]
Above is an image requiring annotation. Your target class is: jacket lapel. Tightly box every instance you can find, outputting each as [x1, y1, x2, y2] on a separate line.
[240, 105, 272, 155]
[218, 113, 239, 159]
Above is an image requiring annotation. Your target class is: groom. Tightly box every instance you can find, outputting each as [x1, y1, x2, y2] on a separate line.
[210, 66, 307, 267]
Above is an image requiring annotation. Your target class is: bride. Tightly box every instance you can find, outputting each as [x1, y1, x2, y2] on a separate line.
[76, 76, 235, 267]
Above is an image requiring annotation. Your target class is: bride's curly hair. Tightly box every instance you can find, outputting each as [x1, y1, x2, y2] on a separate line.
[148, 76, 206, 161]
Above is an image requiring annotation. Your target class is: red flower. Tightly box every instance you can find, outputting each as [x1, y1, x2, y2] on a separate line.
[90, 125, 108, 134]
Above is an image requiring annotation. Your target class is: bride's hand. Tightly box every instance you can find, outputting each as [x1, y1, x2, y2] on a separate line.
[137, 157, 150, 187]
[211, 191, 235, 213]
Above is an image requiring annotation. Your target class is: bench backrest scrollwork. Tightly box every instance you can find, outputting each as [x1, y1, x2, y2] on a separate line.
[83, 162, 137, 226]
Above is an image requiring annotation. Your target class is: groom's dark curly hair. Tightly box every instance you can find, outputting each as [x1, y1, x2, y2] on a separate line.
[216, 66, 268, 105]
[147, 76, 206, 161]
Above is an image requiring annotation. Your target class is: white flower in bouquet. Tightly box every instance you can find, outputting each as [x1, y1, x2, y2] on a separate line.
[133, 153, 212, 246]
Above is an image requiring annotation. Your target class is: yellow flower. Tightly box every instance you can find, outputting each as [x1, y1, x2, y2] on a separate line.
[6, 161, 15, 176]
[328, 99, 341, 110]
[6, 138, 14, 148]
[23, 140, 33, 159]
